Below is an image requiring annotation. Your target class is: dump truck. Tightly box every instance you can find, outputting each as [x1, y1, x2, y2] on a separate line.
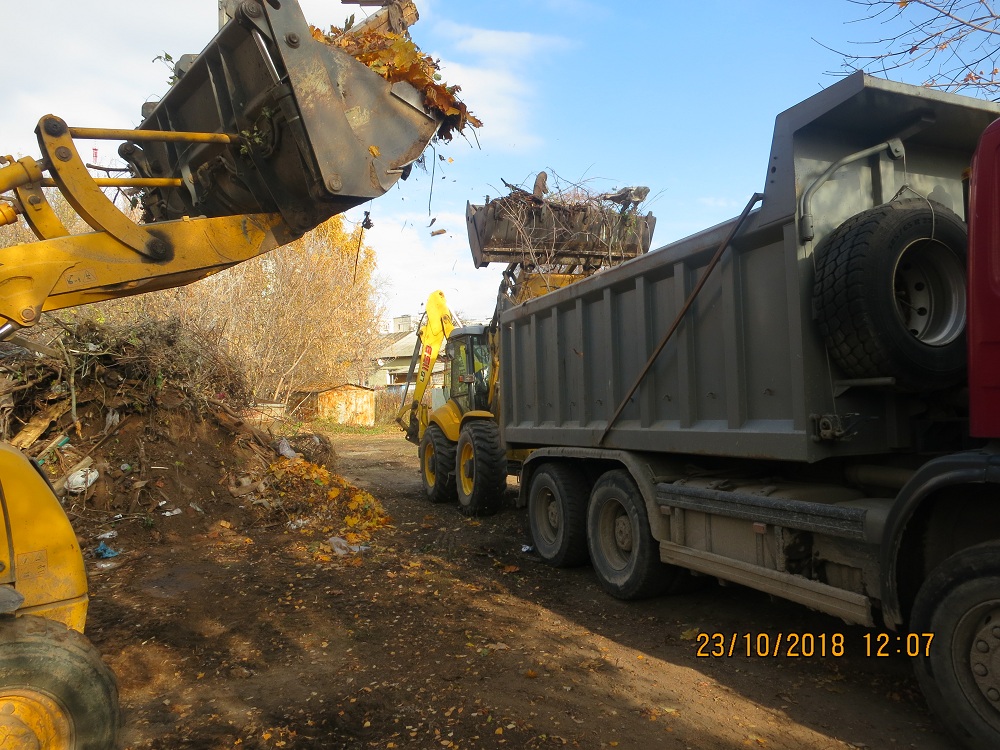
[492, 72, 1000, 750]
[0, 1, 445, 745]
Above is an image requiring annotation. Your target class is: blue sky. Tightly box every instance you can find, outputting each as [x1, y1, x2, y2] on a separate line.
[0, 1, 949, 324]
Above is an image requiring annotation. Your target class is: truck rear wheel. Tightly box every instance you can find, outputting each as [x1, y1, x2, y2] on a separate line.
[587, 470, 669, 600]
[911, 541, 1000, 749]
[528, 464, 589, 567]
[456, 420, 506, 517]
[419, 425, 457, 504]
[0, 615, 121, 749]
[812, 198, 967, 391]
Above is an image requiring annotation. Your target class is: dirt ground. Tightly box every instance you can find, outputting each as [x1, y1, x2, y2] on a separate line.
[75, 427, 962, 750]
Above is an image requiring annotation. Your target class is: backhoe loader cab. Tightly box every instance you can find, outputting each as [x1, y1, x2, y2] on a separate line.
[444, 326, 491, 415]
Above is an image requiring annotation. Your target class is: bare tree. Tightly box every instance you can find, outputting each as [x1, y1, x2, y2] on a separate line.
[2, 176, 387, 406]
[184, 216, 386, 404]
[836, 1, 1000, 97]
[58, 215, 386, 406]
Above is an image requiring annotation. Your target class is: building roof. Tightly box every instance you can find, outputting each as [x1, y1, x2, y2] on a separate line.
[378, 329, 420, 360]
[294, 382, 374, 394]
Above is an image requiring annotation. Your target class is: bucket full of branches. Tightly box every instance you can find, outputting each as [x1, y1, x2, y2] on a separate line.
[466, 173, 656, 269]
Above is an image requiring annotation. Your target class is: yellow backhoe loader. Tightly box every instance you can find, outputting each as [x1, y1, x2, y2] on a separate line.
[398, 186, 656, 517]
[399, 270, 589, 515]
[0, 1, 443, 745]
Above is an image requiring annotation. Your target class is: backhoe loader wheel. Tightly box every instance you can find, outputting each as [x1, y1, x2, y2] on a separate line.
[528, 464, 589, 567]
[0, 615, 121, 749]
[455, 421, 506, 517]
[419, 425, 457, 504]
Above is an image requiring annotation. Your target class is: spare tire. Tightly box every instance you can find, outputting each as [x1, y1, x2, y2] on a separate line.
[812, 198, 967, 391]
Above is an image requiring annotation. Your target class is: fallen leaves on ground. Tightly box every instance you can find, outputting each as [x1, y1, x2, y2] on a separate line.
[268, 456, 392, 555]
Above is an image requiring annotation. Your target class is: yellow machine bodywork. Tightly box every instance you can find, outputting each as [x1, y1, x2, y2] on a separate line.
[406, 267, 595, 446]
[397, 290, 455, 442]
[0, 444, 87, 632]
[405, 262, 643, 515]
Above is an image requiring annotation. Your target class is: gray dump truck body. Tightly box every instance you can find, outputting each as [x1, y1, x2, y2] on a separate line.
[493, 72, 1000, 750]
[499, 72, 1000, 462]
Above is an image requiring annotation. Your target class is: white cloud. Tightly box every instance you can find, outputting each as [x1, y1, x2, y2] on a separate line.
[434, 22, 571, 64]
[430, 22, 574, 155]
[437, 61, 543, 151]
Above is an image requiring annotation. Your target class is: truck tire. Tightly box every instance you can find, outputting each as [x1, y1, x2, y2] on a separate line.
[455, 420, 506, 517]
[0, 615, 121, 749]
[528, 464, 589, 567]
[587, 470, 671, 600]
[813, 198, 967, 391]
[419, 425, 457, 504]
[911, 541, 1000, 749]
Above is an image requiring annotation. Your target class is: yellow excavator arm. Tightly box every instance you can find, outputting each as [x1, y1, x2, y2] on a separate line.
[0, 0, 439, 336]
[0, 3, 444, 745]
[396, 289, 454, 442]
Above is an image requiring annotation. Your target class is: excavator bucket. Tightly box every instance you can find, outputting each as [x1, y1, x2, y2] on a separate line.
[126, 0, 440, 237]
[466, 196, 656, 269]
[0, 0, 444, 332]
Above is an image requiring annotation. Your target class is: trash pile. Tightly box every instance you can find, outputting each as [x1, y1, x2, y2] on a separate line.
[268, 454, 392, 562]
[0, 316, 385, 552]
[0, 317, 253, 513]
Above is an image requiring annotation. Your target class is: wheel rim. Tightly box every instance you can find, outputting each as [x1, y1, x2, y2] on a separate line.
[598, 499, 633, 571]
[423, 442, 436, 486]
[892, 238, 966, 346]
[0, 688, 73, 747]
[534, 486, 559, 545]
[459, 442, 475, 496]
[961, 602, 1000, 726]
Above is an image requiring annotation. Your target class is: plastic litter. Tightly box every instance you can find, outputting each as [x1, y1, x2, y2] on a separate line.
[275, 438, 298, 459]
[521, 544, 535, 554]
[161, 508, 182, 517]
[94, 541, 120, 559]
[96, 530, 118, 540]
[65, 468, 99, 494]
[328, 536, 369, 555]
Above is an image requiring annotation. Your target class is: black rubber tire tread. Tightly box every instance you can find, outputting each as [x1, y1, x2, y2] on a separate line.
[528, 463, 590, 567]
[812, 198, 967, 391]
[455, 420, 506, 517]
[910, 541, 1000, 750]
[419, 425, 457, 504]
[586, 470, 682, 600]
[0, 615, 121, 749]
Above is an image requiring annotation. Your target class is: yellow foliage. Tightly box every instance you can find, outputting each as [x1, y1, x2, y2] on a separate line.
[312, 24, 481, 141]
[267, 456, 391, 546]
